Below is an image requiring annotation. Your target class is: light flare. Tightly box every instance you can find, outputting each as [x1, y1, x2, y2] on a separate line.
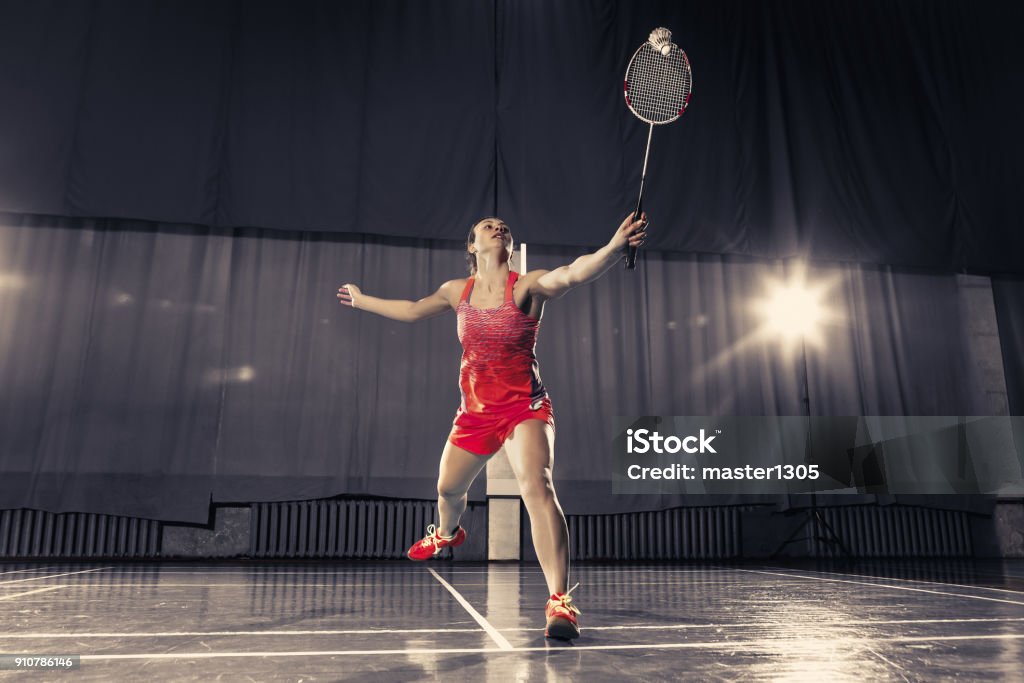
[751, 264, 841, 352]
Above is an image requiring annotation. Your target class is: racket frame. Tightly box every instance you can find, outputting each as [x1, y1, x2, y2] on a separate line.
[622, 41, 692, 270]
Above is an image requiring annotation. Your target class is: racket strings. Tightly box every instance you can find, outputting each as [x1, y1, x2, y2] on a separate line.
[625, 45, 691, 124]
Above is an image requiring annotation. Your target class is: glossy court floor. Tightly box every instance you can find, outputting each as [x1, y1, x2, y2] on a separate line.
[0, 560, 1022, 681]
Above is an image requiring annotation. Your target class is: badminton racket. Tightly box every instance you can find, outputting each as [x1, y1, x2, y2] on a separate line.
[623, 27, 692, 269]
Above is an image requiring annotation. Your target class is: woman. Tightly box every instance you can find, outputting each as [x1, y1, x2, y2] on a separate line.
[337, 211, 647, 639]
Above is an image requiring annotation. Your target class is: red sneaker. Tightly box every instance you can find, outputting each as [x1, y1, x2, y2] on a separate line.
[545, 582, 581, 640]
[406, 524, 466, 561]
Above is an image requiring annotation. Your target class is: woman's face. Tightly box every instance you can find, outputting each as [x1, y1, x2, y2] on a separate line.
[469, 218, 514, 260]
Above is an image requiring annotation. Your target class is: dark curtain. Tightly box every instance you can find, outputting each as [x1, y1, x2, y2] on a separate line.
[0, 0, 1022, 271]
[0, 214, 993, 522]
[0, 0, 495, 238]
[992, 277, 1024, 417]
[992, 277, 1024, 507]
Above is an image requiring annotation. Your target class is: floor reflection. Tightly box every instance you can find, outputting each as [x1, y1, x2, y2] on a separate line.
[0, 559, 1020, 681]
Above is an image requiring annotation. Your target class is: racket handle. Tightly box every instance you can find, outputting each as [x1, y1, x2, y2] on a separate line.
[625, 196, 642, 270]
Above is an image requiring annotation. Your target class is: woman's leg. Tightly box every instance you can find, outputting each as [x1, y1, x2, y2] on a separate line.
[502, 419, 569, 596]
[436, 440, 493, 536]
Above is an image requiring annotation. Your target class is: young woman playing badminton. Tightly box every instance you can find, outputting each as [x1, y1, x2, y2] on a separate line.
[337, 211, 647, 640]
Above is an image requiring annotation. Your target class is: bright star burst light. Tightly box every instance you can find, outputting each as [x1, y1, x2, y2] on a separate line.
[751, 264, 840, 351]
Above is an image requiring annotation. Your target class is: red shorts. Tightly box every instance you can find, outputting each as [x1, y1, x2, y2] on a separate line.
[448, 398, 554, 456]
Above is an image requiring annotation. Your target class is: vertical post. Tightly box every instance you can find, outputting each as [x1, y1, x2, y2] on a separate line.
[487, 455, 521, 560]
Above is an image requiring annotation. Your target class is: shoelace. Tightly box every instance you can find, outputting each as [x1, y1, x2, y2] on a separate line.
[420, 524, 440, 548]
[549, 582, 581, 616]
[420, 524, 455, 549]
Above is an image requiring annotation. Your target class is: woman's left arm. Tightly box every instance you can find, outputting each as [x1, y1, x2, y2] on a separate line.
[529, 212, 648, 300]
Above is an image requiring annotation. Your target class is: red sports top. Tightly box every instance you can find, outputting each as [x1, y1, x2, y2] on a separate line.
[456, 271, 548, 414]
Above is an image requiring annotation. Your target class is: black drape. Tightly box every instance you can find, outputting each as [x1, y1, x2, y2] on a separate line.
[0, 0, 1022, 271]
[0, 0, 495, 237]
[992, 277, 1024, 417]
[0, 213, 995, 522]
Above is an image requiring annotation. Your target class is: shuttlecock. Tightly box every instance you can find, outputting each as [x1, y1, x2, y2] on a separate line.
[649, 27, 673, 56]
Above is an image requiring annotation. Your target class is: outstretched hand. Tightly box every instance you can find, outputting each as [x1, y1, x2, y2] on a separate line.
[609, 211, 648, 254]
[337, 283, 362, 308]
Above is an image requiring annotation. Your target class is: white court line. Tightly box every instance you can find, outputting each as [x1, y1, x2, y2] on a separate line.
[536, 569, 735, 573]
[40, 568, 731, 575]
[764, 565, 1024, 597]
[76, 633, 1024, 661]
[14, 580, 739, 589]
[2, 579, 972, 592]
[426, 567, 513, 650]
[82, 569, 546, 573]
[738, 568, 1024, 607]
[0, 566, 56, 576]
[0, 628, 488, 638]
[10, 583, 556, 590]
[25, 582, 551, 588]
[8, 616, 1024, 639]
[845, 563, 1024, 580]
[0, 586, 65, 601]
[0, 567, 110, 586]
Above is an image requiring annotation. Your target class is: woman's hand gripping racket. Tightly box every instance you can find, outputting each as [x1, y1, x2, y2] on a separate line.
[623, 27, 693, 269]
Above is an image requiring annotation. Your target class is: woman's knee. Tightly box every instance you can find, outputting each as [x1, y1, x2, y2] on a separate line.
[518, 476, 556, 506]
[437, 482, 469, 501]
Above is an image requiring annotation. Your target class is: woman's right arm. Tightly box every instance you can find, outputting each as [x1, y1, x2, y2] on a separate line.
[337, 279, 463, 323]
